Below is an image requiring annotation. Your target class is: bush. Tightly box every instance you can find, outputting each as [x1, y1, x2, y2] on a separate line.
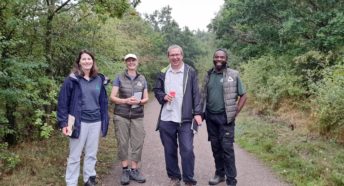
[241, 55, 305, 111]
[139, 57, 168, 90]
[311, 63, 344, 142]
[0, 57, 59, 143]
[0, 143, 20, 174]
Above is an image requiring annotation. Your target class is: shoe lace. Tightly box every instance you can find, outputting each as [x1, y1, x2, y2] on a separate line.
[131, 169, 139, 176]
[123, 169, 130, 176]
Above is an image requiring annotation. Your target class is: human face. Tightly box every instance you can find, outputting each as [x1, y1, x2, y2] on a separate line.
[213, 51, 227, 71]
[168, 48, 183, 70]
[79, 53, 94, 72]
[125, 57, 138, 70]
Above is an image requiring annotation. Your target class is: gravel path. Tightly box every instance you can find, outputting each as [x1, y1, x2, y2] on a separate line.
[102, 100, 289, 186]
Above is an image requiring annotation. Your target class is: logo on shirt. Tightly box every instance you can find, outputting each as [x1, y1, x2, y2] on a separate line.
[220, 78, 223, 83]
[95, 85, 101, 91]
[228, 76, 234, 82]
[137, 82, 143, 87]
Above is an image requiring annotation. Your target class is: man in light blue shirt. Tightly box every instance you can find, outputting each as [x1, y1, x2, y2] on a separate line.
[160, 63, 184, 123]
[154, 45, 202, 186]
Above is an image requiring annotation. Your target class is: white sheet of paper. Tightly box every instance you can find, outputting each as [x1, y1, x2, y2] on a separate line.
[67, 114, 75, 136]
[133, 92, 142, 100]
[132, 92, 143, 108]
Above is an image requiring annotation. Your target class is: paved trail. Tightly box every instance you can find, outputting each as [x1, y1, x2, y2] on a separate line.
[103, 100, 289, 186]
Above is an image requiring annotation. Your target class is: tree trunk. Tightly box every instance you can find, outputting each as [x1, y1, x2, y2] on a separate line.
[45, 13, 54, 75]
[43, 2, 56, 124]
[5, 102, 17, 145]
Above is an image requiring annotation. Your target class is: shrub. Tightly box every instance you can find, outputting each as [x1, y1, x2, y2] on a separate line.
[0, 143, 20, 174]
[0, 57, 59, 143]
[311, 63, 344, 142]
[241, 55, 305, 111]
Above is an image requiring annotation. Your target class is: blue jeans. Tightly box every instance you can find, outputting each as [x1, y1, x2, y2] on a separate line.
[159, 120, 197, 184]
[206, 111, 237, 185]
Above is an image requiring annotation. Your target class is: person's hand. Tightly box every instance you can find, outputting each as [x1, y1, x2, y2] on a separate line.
[164, 94, 174, 103]
[126, 96, 140, 105]
[62, 127, 70, 136]
[194, 115, 203, 126]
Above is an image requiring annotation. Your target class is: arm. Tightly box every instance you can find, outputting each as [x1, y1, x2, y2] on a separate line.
[137, 78, 149, 105]
[110, 86, 129, 105]
[191, 70, 203, 125]
[235, 74, 247, 117]
[200, 74, 208, 114]
[236, 93, 247, 117]
[110, 86, 141, 105]
[110, 75, 139, 105]
[57, 78, 72, 136]
[153, 73, 168, 105]
[139, 89, 149, 105]
[100, 79, 109, 137]
[57, 78, 71, 129]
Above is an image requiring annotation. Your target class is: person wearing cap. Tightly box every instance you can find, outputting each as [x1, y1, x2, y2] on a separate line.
[201, 49, 247, 186]
[110, 53, 149, 185]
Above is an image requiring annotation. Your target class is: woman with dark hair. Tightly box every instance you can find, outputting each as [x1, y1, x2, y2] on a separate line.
[57, 50, 109, 186]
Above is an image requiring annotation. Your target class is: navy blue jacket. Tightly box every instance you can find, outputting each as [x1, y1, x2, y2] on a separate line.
[57, 73, 109, 138]
[153, 64, 202, 130]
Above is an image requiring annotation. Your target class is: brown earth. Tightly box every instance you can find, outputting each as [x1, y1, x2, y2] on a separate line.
[102, 99, 289, 186]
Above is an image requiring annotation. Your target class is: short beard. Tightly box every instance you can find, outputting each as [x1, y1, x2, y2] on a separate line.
[214, 61, 227, 71]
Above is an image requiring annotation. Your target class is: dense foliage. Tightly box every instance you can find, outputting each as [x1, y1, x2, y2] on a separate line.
[211, 0, 344, 141]
[3, 0, 342, 182]
[0, 0, 137, 173]
[0, 1, 212, 174]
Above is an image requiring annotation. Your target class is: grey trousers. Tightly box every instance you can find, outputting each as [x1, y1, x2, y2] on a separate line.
[65, 121, 101, 186]
[114, 115, 145, 162]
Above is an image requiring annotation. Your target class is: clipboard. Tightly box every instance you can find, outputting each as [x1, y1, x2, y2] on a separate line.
[191, 119, 199, 134]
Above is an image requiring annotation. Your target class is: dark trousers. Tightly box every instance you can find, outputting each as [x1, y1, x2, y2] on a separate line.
[205, 111, 237, 185]
[159, 120, 196, 184]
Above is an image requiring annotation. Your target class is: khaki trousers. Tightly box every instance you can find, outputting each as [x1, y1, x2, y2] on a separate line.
[114, 115, 145, 162]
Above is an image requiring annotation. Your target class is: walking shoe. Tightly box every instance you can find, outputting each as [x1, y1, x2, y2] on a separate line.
[185, 182, 196, 186]
[169, 178, 181, 186]
[84, 176, 96, 186]
[129, 169, 146, 183]
[184, 178, 197, 186]
[120, 169, 130, 185]
[209, 175, 225, 185]
[226, 178, 237, 186]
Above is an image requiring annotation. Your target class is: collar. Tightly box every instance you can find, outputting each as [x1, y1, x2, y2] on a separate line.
[125, 69, 140, 79]
[211, 67, 224, 74]
[168, 63, 185, 73]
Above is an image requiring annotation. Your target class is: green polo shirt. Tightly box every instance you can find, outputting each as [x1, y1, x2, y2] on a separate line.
[206, 70, 246, 114]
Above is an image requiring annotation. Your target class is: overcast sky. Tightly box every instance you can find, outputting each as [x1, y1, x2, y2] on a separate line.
[136, 0, 224, 31]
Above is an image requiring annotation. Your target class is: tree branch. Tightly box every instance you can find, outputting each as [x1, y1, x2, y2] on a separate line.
[54, 0, 72, 13]
[307, 0, 319, 12]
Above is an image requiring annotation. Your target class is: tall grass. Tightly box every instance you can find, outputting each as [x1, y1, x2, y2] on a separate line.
[0, 123, 117, 185]
[236, 111, 344, 186]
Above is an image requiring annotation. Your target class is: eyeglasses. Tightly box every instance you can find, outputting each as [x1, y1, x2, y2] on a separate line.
[169, 54, 181, 57]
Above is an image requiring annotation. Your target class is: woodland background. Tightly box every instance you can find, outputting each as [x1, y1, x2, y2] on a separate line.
[0, 0, 343, 185]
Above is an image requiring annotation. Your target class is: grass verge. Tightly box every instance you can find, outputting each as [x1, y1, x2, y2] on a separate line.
[236, 111, 344, 186]
[0, 121, 117, 186]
